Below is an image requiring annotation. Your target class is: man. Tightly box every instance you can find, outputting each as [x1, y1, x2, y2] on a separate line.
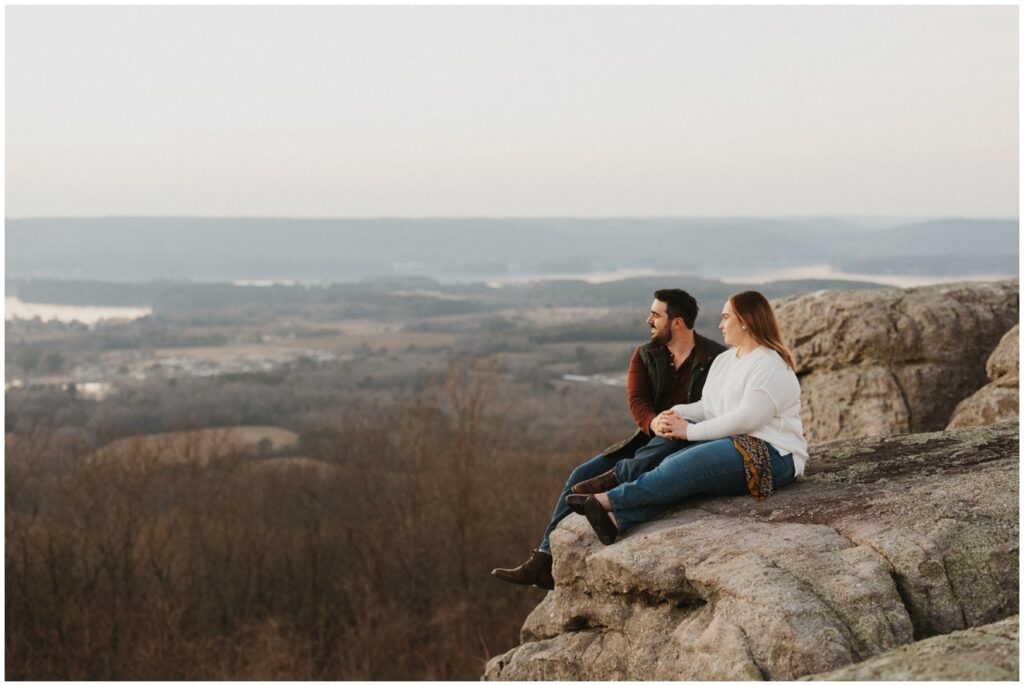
[491, 289, 727, 589]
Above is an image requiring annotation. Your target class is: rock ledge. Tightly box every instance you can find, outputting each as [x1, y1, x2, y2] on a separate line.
[484, 422, 1018, 681]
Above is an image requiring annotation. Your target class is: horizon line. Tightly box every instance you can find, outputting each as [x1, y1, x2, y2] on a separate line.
[6, 214, 1019, 222]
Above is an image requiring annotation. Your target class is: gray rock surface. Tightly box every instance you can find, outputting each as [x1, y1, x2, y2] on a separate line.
[772, 280, 1018, 443]
[484, 422, 1018, 681]
[802, 615, 1019, 681]
[986, 324, 1020, 384]
[948, 325, 1019, 429]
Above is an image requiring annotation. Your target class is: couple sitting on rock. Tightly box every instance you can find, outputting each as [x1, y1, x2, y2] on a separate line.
[493, 288, 808, 590]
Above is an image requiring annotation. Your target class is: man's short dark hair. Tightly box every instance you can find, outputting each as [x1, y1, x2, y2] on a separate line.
[654, 289, 699, 329]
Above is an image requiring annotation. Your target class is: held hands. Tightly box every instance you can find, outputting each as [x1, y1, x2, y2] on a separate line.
[651, 410, 688, 440]
[650, 410, 671, 436]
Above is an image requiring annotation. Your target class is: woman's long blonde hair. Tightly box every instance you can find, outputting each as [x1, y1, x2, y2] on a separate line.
[729, 290, 796, 370]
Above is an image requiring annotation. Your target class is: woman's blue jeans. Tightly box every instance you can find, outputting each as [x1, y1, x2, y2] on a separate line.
[607, 438, 796, 533]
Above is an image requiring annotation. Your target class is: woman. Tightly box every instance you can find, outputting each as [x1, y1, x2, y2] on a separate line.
[576, 290, 808, 544]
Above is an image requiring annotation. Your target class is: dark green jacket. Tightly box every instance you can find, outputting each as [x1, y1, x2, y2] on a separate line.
[601, 332, 727, 460]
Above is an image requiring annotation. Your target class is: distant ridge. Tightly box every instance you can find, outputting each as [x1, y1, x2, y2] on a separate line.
[6, 216, 1017, 284]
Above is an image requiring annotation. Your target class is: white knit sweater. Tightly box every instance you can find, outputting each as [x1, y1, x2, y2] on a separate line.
[671, 346, 808, 476]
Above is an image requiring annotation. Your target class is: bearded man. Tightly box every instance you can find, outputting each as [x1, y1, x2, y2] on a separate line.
[492, 288, 727, 589]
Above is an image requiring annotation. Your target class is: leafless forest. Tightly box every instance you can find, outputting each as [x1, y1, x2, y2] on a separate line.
[5, 276, 881, 679]
[8, 361, 634, 679]
[6, 279, 651, 679]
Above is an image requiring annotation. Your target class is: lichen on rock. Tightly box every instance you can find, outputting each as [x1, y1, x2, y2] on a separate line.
[772, 281, 1018, 443]
[801, 615, 1019, 681]
[483, 423, 1018, 681]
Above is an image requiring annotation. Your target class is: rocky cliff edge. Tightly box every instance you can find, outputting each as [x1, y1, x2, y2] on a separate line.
[774, 280, 1018, 443]
[948, 324, 1019, 430]
[484, 421, 1019, 681]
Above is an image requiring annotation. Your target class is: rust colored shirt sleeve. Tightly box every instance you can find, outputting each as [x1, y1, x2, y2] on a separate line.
[627, 349, 658, 434]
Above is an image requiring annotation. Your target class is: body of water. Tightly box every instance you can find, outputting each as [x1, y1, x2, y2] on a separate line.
[6, 267, 1016, 323]
[718, 265, 1018, 288]
[5, 296, 152, 325]
[486, 265, 1017, 289]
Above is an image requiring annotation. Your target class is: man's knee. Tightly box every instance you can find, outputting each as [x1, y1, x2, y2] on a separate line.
[616, 459, 645, 483]
[565, 465, 592, 487]
[566, 454, 607, 487]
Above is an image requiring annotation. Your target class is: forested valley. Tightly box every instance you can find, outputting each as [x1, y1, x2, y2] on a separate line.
[6, 275, 880, 678]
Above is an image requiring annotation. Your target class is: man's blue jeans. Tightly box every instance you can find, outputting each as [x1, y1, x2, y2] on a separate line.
[607, 438, 797, 533]
[539, 436, 689, 553]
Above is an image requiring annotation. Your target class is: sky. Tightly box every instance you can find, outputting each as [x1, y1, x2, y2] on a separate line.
[5, 5, 1019, 219]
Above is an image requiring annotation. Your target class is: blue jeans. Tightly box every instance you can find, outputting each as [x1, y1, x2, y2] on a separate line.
[607, 438, 796, 533]
[539, 436, 689, 553]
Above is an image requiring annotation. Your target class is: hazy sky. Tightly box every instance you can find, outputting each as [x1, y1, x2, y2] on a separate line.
[6, 5, 1018, 218]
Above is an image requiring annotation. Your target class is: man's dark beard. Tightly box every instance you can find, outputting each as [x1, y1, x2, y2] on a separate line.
[651, 325, 673, 346]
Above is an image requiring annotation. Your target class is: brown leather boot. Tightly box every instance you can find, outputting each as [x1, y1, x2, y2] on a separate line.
[571, 468, 618, 495]
[491, 549, 554, 590]
[565, 494, 588, 515]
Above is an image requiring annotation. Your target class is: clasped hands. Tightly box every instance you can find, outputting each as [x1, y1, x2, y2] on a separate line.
[651, 409, 688, 440]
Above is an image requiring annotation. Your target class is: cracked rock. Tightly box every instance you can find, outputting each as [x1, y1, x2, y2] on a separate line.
[801, 615, 1018, 680]
[948, 324, 1019, 430]
[772, 281, 1018, 443]
[483, 422, 1018, 681]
